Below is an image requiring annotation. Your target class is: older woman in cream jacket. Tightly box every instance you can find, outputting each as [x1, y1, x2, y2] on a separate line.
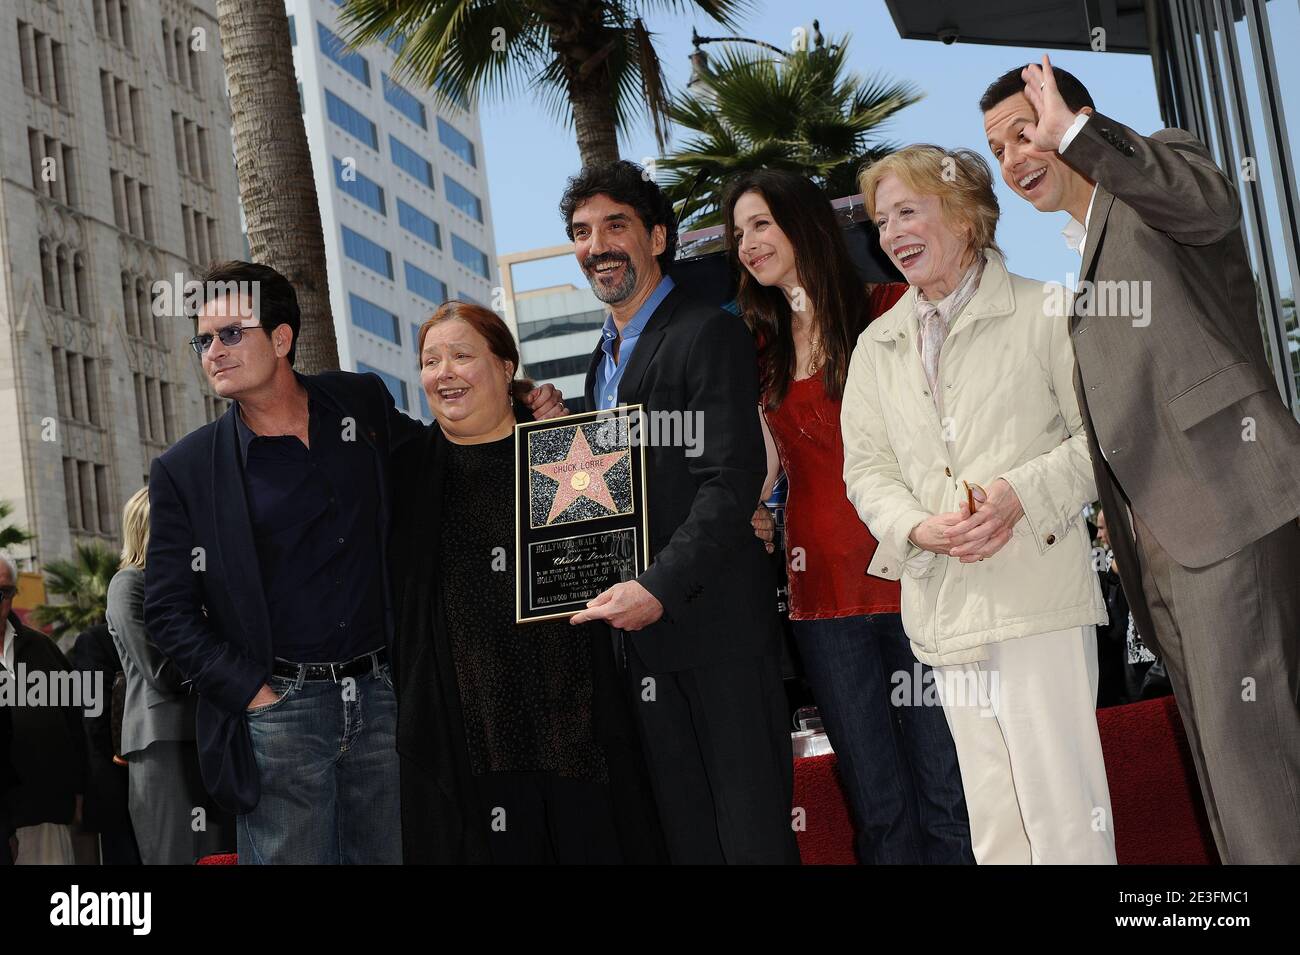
[842, 145, 1112, 865]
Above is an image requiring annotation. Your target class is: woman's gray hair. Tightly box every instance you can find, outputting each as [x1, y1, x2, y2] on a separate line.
[0, 552, 18, 583]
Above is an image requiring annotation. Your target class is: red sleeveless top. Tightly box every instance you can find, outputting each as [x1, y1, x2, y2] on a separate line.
[764, 283, 907, 620]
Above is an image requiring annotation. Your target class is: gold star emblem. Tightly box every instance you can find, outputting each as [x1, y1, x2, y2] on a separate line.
[530, 427, 627, 524]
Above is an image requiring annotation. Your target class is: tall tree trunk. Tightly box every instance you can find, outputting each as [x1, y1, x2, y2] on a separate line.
[568, 80, 621, 167]
[541, 0, 621, 168]
[216, 0, 338, 373]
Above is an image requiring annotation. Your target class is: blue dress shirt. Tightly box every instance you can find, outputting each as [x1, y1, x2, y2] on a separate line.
[594, 276, 675, 411]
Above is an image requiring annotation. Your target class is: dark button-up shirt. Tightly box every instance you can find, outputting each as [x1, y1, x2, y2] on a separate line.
[235, 377, 384, 662]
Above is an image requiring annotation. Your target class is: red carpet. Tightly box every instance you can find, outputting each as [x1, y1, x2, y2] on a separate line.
[794, 695, 1220, 865]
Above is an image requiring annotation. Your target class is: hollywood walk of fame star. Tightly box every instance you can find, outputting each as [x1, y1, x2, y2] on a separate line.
[530, 427, 628, 524]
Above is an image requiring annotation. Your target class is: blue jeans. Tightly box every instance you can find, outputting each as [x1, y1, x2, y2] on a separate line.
[238, 662, 400, 864]
[793, 613, 973, 864]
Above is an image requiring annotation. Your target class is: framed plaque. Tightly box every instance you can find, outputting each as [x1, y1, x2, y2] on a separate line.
[515, 405, 650, 624]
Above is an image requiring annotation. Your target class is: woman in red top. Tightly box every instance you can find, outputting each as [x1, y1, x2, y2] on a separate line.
[723, 170, 972, 865]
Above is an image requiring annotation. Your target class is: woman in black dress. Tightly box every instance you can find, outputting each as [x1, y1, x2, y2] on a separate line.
[389, 300, 662, 864]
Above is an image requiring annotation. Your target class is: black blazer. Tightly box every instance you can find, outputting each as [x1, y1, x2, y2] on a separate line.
[584, 285, 781, 672]
[143, 371, 421, 814]
[6, 615, 88, 828]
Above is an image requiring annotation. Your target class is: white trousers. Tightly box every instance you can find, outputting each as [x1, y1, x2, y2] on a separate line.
[14, 822, 76, 865]
[933, 625, 1117, 864]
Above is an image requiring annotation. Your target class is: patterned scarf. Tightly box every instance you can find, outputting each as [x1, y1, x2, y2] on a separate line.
[914, 252, 986, 414]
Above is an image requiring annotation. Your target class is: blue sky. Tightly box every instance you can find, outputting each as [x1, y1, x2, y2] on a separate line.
[476, 0, 1299, 297]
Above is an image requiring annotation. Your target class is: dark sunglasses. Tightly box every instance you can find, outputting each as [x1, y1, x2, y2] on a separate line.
[189, 321, 267, 357]
[0, 586, 17, 600]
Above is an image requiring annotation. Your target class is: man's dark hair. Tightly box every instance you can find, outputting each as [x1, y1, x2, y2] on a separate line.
[199, 260, 301, 366]
[978, 64, 1095, 114]
[559, 160, 678, 274]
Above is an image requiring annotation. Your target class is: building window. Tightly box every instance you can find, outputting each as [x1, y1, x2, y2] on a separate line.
[318, 22, 370, 86]
[383, 73, 427, 129]
[342, 226, 394, 279]
[525, 353, 597, 380]
[397, 199, 441, 248]
[186, 35, 202, 96]
[101, 72, 118, 136]
[63, 458, 82, 529]
[133, 374, 150, 438]
[161, 19, 174, 79]
[95, 466, 114, 534]
[18, 22, 36, 92]
[452, 234, 491, 279]
[389, 135, 434, 190]
[404, 261, 447, 305]
[111, 169, 153, 241]
[443, 174, 483, 222]
[436, 117, 476, 167]
[382, 29, 406, 56]
[288, 14, 296, 46]
[325, 89, 379, 150]
[357, 362, 409, 411]
[161, 382, 177, 442]
[332, 157, 386, 214]
[118, 0, 134, 50]
[348, 293, 401, 344]
[51, 348, 70, 417]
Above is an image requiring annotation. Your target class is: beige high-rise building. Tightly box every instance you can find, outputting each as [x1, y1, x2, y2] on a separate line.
[0, 0, 243, 571]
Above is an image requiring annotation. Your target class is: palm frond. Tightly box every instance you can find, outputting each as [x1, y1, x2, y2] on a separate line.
[30, 541, 119, 638]
[660, 31, 924, 225]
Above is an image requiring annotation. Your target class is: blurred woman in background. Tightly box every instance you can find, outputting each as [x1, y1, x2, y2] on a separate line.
[107, 487, 230, 864]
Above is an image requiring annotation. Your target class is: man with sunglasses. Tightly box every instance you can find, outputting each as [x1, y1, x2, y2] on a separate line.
[144, 261, 562, 864]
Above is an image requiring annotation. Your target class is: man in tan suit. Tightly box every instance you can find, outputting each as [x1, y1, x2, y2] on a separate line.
[980, 57, 1300, 863]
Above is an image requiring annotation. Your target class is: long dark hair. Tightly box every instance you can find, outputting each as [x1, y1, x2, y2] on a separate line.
[722, 170, 865, 409]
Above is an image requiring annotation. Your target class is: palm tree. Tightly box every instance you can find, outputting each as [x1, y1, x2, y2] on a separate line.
[337, 0, 750, 168]
[659, 36, 922, 227]
[30, 541, 119, 640]
[0, 500, 32, 552]
[216, 0, 339, 373]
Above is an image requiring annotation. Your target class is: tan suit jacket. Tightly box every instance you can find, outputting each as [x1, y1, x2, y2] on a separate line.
[1063, 111, 1300, 652]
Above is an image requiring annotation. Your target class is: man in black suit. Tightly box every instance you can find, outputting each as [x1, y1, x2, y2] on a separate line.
[144, 260, 562, 863]
[566, 161, 798, 864]
[1, 605, 87, 863]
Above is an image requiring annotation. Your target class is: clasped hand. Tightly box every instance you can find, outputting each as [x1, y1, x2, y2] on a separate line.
[909, 478, 1024, 563]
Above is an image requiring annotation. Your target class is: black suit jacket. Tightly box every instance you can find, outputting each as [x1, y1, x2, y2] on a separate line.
[584, 285, 781, 673]
[6, 615, 87, 828]
[0, 665, 18, 859]
[143, 371, 421, 814]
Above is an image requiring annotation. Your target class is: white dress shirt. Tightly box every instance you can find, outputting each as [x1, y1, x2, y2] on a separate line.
[2, 618, 14, 672]
[1059, 113, 1113, 469]
[1059, 112, 1098, 258]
